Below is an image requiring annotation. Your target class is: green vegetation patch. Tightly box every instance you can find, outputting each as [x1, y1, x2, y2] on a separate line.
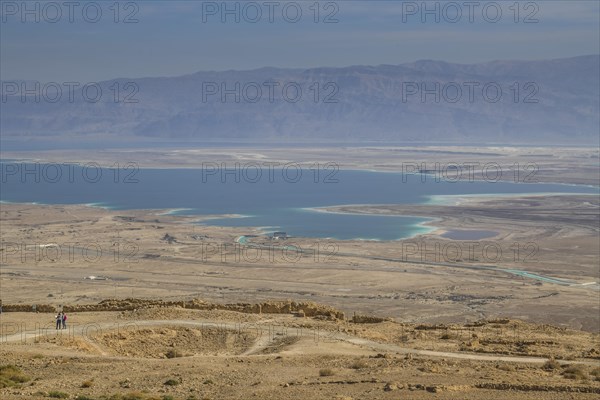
[0, 365, 31, 388]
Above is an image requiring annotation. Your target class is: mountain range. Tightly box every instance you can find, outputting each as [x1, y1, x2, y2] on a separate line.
[1, 55, 598, 145]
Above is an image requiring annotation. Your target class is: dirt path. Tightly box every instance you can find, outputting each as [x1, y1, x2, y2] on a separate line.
[3, 318, 597, 366]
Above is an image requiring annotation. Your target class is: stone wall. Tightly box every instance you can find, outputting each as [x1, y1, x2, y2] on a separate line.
[1, 298, 346, 320]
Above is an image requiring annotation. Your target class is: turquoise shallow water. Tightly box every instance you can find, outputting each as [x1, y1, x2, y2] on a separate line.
[1, 163, 597, 240]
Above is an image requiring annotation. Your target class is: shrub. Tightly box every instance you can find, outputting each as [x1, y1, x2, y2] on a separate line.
[165, 349, 183, 359]
[496, 363, 514, 372]
[47, 391, 69, 399]
[123, 394, 144, 400]
[319, 368, 334, 377]
[542, 359, 561, 371]
[562, 365, 588, 380]
[0, 365, 31, 388]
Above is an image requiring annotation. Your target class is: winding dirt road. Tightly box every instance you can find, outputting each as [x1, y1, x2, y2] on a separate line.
[2, 318, 596, 366]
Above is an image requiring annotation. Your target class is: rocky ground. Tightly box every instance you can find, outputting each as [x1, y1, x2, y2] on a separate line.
[1, 302, 600, 400]
[1, 146, 598, 398]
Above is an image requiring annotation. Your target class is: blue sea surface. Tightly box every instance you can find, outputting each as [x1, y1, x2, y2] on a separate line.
[0, 163, 597, 240]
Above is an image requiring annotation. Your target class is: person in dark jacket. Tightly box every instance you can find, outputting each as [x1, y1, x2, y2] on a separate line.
[55, 312, 62, 330]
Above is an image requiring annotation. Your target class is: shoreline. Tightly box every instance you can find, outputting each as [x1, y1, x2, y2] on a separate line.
[306, 190, 599, 216]
[0, 200, 438, 242]
[2, 195, 598, 331]
[425, 191, 599, 206]
[3, 189, 596, 242]
[2, 148, 599, 188]
[301, 206, 439, 240]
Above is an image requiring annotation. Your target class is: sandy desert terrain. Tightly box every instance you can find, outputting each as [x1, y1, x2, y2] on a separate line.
[1, 302, 600, 400]
[1, 146, 599, 399]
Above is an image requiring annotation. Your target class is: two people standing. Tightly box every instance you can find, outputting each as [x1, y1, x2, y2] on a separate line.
[55, 311, 67, 329]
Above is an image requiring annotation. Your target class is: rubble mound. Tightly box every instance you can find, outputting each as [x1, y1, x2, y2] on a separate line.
[92, 325, 254, 358]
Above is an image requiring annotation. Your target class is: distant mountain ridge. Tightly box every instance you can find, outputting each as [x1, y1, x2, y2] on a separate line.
[1, 55, 598, 145]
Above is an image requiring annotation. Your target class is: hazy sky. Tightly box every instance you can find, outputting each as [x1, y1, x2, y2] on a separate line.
[1, 0, 599, 82]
